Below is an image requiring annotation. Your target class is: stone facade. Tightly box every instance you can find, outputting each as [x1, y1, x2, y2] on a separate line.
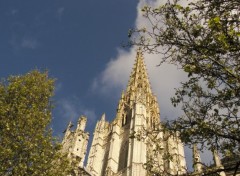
[85, 50, 186, 176]
[62, 116, 89, 168]
[62, 50, 230, 176]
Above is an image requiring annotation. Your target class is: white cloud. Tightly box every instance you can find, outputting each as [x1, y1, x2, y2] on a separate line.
[9, 36, 39, 50]
[144, 53, 187, 120]
[55, 82, 63, 93]
[21, 38, 39, 49]
[56, 7, 65, 21]
[10, 9, 18, 16]
[92, 0, 187, 120]
[92, 48, 135, 95]
[57, 96, 97, 124]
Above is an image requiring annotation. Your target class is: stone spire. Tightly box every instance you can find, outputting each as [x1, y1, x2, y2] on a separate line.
[100, 113, 106, 121]
[126, 48, 152, 96]
[117, 48, 160, 127]
[67, 121, 73, 128]
[62, 121, 73, 142]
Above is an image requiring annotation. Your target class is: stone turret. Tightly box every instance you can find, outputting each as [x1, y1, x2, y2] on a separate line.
[62, 116, 89, 168]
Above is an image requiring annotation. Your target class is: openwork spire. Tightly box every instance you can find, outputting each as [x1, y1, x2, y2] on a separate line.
[116, 49, 160, 125]
[126, 48, 152, 96]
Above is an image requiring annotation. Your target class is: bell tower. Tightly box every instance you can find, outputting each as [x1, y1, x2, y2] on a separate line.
[120, 49, 160, 176]
[86, 49, 186, 176]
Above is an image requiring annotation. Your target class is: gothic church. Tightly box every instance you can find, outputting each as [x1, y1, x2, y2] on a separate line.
[62, 51, 227, 176]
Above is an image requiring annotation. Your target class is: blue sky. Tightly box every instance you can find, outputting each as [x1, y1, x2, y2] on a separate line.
[0, 0, 138, 133]
[0, 0, 214, 168]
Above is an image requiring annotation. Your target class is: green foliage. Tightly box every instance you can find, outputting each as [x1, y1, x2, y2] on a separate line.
[130, 0, 240, 173]
[0, 70, 72, 176]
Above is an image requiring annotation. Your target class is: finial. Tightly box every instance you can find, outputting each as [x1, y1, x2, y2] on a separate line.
[68, 121, 74, 129]
[121, 91, 125, 99]
[101, 113, 106, 121]
[78, 115, 87, 122]
[63, 121, 73, 133]
[137, 47, 142, 52]
[136, 47, 143, 58]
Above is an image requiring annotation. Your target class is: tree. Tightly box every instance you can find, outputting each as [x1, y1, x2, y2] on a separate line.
[0, 70, 72, 176]
[129, 0, 240, 174]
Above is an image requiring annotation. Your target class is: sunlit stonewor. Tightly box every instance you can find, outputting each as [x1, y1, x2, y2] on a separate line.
[61, 51, 228, 176]
[61, 116, 89, 173]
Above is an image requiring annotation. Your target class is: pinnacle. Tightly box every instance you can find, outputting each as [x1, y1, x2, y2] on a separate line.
[68, 121, 73, 129]
[126, 49, 152, 95]
[115, 50, 161, 124]
[100, 113, 106, 121]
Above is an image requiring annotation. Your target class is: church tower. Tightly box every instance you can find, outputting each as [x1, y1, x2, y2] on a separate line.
[62, 116, 89, 169]
[86, 50, 186, 176]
